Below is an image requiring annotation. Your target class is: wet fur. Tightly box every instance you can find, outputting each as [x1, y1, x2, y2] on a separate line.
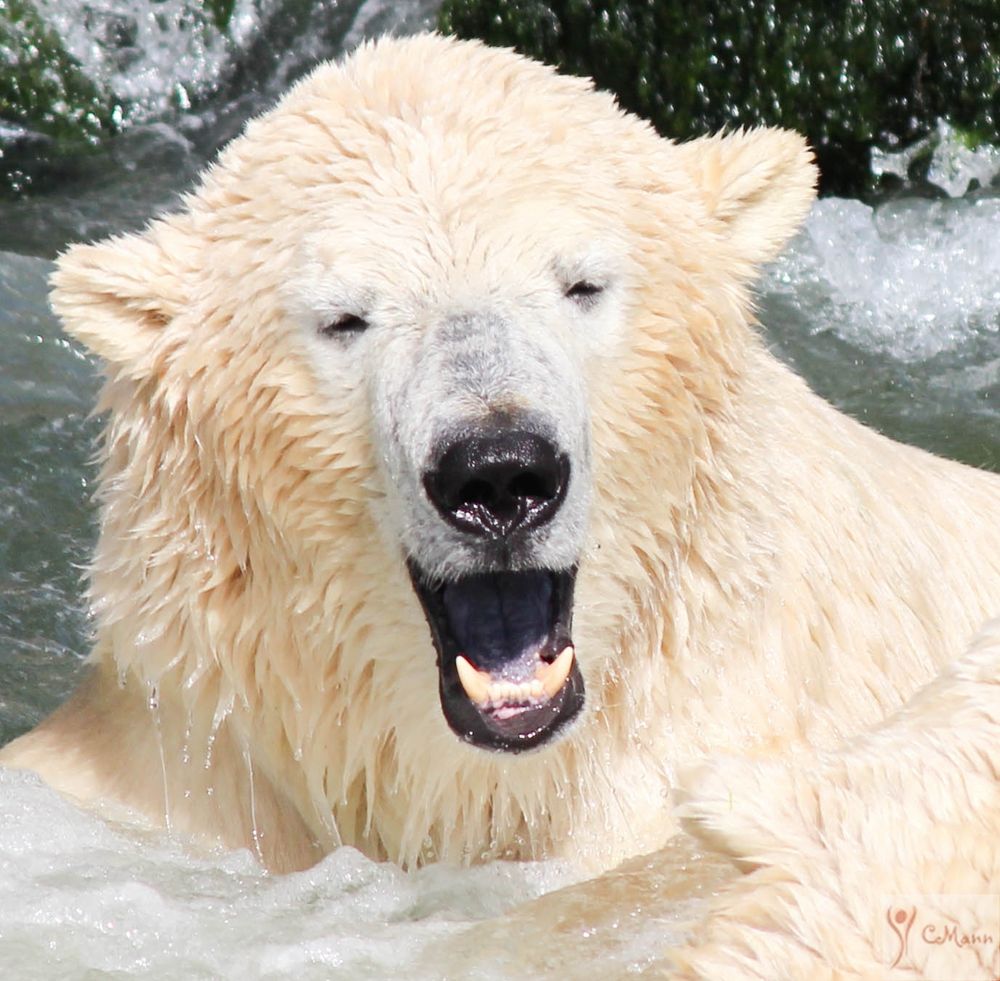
[3, 35, 1000, 976]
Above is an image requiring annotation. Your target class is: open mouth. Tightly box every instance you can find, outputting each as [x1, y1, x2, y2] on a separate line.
[408, 563, 584, 752]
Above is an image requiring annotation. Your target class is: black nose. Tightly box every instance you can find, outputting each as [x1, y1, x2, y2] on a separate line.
[424, 429, 569, 539]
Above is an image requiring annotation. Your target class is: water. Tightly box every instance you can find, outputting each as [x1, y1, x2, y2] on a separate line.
[760, 194, 1000, 468]
[0, 767, 572, 979]
[871, 119, 1000, 199]
[0, 761, 732, 977]
[2, 2, 1000, 975]
[0, 253, 96, 747]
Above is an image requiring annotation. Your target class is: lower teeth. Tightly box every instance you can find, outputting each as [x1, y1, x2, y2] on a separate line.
[454, 647, 575, 706]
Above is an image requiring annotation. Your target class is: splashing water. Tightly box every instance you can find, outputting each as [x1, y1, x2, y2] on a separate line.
[762, 195, 1000, 361]
[871, 120, 1000, 199]
[0, 768, 592, 979]
[32, 0, 263, 121]
[759, 194, 1000, 468]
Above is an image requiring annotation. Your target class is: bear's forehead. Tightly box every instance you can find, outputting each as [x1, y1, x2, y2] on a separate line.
[206, 104, 626, 216]
[189, 115, 637, 286]
[189, 39, 661, 243]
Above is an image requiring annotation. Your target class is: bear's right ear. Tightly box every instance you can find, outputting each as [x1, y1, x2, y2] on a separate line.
[50, 223, 192, 377]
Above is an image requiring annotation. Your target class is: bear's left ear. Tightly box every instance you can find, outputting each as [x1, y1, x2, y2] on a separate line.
[50, 220, 194, 378]
[675, 128, 817, 265]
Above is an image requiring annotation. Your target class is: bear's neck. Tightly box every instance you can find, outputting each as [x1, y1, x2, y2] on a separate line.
[648, 341, 1000, 759]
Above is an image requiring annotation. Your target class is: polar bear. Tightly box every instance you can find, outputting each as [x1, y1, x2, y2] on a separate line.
[3, 34, 1000, 948]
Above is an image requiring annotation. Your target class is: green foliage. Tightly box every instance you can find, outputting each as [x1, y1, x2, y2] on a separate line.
[0, 0, 113, 143]
[439, 0, 1000, 195]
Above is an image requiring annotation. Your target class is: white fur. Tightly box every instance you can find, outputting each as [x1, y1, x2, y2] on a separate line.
[672, 619, 1000, 978]
[2, 36, 1000, 975]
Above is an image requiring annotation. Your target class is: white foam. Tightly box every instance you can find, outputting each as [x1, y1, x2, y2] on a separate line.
[0, 768, 583, 978]
[871, 120, 1000, 198]
[762, 195, 1000, 361]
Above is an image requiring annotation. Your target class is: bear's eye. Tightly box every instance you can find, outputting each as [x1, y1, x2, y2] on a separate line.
[319, 313, 369, 337]
[565, 280, 605, 305]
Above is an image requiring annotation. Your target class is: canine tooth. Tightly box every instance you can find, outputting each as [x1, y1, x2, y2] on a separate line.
[455, 655, 491, 705]
[537, 646, 575, 699]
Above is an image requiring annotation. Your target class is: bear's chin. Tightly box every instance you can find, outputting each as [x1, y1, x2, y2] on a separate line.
[407, 563, 585, 752]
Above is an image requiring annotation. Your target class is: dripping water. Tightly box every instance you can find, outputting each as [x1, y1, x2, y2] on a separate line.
[244, 747, 265, 866]
[181, 716, 193, 800]
[204, 689, 233, 771]
[148, 685, 172, 834]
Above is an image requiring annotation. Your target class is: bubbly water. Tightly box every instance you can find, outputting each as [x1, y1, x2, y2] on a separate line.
[0, 767, 584, 979]
[760, 194, 1000, 468]
[0, 759, 730, 978]
[2, 0, 1000, 974]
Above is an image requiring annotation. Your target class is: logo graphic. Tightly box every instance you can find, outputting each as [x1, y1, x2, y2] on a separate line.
[882, 895, 1000, 978]
[886, 905, 917, 969]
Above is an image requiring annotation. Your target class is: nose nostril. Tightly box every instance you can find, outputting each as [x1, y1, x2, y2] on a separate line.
[507, 471, 553, 502]
[458, 479, 496, 508]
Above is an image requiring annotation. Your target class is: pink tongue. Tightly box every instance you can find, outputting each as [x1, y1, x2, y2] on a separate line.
[492, 704, 532, 720]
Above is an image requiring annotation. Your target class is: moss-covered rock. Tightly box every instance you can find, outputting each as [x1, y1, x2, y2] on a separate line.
[0, 0, 127, 199]
[0, 0, 355, 197]
[0, 0, 114, 140]
[439, 0, 1000, 196]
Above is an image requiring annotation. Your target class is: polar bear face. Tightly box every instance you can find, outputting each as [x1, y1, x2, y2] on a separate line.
[283, 175, 639, 749]
[50, 35, 816, 765]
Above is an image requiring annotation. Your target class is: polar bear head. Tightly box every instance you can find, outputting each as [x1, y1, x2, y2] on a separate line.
[51, 35, 815, 801]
